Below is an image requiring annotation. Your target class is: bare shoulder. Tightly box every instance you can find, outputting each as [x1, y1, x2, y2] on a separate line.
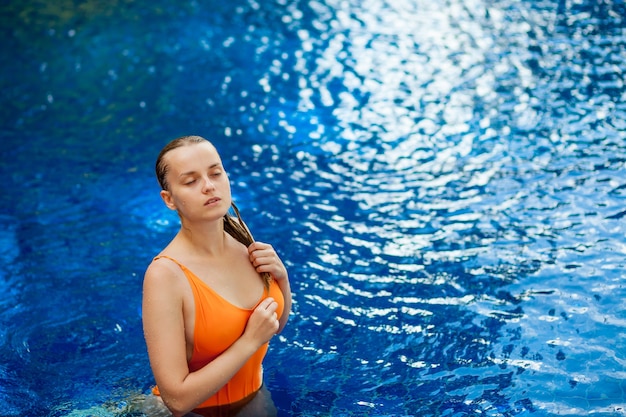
[142, 256, 189, 329]
[143, 257, 186, 294]
[225, 232, 252, 256]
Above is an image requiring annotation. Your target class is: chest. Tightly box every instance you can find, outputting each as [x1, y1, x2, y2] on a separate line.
[179, 254, 265, 355]
[185, 252, 265, 309]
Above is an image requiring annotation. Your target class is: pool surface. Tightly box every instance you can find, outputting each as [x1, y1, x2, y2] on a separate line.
[1, 0, 625, 416]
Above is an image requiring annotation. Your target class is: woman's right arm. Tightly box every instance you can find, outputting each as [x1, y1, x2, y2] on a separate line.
[142, 262, 279, 417]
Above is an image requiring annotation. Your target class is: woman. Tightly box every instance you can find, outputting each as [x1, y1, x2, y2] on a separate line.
[142, 135, 292, 417]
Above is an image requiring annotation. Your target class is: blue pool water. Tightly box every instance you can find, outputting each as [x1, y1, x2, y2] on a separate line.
[1, 0, 625, 416]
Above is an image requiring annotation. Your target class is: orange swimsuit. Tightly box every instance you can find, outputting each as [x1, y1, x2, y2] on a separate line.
[151, 255, 285, 409]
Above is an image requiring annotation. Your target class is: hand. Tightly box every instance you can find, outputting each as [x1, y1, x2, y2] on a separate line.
[242, 297, 279, 348]
[248, 242, 288, 282]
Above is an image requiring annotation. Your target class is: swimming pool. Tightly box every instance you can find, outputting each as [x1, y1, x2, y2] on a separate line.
[0, 0, 625, 415]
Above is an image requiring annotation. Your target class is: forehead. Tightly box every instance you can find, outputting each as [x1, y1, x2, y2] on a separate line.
[165, 142, 222, 173]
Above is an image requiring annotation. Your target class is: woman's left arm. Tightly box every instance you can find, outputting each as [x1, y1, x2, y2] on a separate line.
[248, 241, 292, 333]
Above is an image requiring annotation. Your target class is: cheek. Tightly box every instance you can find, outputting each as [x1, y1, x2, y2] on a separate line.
[171, 194, 187, 209]
[221, 177, 232, 193]
[221, 185, 232, 205]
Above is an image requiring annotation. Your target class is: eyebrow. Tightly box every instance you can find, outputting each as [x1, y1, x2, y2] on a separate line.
[179, 163, 222, 177]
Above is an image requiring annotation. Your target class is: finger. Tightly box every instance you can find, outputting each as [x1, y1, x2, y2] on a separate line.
[250, 250, 274, 262]
[259, 297, 275, 309]
[248, 241, 269, 253]
[251, 257, 274, 269]
[267, 300, 278, 313]
[272, 312, 280, 333]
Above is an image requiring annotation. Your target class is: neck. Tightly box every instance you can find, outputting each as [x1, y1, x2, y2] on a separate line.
[177, 217, 227, 257]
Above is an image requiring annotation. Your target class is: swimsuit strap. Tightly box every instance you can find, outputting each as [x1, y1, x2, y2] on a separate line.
[153, 255, 185, 269]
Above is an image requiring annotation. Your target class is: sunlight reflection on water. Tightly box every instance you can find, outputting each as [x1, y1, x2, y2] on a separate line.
[284, 0, 626, 415]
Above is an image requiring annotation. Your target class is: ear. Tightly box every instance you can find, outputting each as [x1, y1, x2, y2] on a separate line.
[160, 190, 177, 211]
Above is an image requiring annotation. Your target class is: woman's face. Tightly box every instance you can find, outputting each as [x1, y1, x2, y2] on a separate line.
[160, 141, 232, 222]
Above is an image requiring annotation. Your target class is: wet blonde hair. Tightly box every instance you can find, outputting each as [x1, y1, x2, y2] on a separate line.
[155, 135, 271, 289]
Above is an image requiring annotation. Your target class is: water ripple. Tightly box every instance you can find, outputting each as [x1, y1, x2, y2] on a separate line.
[272, 0, 626, 415]
[1, 0, 625, 415]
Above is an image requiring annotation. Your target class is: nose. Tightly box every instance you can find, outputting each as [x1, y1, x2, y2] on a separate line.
[202, 176, 216, 192]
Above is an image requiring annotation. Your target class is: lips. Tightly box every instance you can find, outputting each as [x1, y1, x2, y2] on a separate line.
[204, 197, 221, 206]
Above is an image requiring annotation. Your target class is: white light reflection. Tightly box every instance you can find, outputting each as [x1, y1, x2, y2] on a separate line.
[289, 0, 626, 415]
[294, 0, 543, 271]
